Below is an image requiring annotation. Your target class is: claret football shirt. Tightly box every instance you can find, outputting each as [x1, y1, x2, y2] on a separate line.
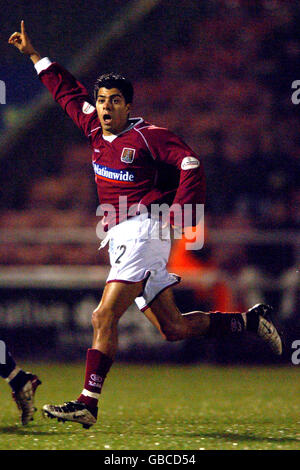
[35, 58, 206, 228]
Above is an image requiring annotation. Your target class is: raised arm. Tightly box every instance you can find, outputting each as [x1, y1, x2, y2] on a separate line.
[8, 20, 41, 64]
[8, 21, 99, 138]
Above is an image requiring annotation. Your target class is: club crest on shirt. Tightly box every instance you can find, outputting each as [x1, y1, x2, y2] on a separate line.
[121, 147, 135, 164]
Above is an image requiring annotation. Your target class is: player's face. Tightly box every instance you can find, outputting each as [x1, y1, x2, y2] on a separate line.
[96, 87, 131, 135]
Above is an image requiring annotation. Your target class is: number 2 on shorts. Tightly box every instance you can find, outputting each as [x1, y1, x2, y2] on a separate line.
[115, 245, 126, 264]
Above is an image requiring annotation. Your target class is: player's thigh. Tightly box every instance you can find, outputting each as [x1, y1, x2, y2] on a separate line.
[143, 286, 184, 332]
[96, 280, 144, 320]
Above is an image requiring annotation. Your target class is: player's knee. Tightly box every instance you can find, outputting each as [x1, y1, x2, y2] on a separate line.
[91, 306, 117, 331]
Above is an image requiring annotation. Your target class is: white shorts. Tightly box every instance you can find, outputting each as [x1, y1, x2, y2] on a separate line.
[102, 214, 180, 311]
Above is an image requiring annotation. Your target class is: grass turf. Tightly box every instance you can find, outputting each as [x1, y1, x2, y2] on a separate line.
[0, 362, 299, 450]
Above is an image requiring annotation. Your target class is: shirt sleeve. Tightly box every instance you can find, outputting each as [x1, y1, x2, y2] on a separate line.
[35, 58, 99, 137]
[142, 126, 206, 226]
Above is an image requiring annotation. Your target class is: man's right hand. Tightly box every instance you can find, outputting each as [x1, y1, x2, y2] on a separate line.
[8, 20, 41, 63]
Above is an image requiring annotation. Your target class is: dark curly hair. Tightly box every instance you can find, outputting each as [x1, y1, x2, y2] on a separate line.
[94, 73, 134, 104]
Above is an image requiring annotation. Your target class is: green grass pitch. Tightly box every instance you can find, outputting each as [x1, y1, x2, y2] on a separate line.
[0, 362, 299, 450]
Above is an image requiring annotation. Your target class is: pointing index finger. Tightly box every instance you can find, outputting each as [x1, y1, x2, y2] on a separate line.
[21, 20, 25, 35]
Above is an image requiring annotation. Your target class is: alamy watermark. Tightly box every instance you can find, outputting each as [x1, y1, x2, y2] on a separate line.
[0, 340, 6, 364]
[0, 80, 6, 104]
[291, 80, 300, 104]
[95, 197, 205, 250]
[291, 340, 300, 365]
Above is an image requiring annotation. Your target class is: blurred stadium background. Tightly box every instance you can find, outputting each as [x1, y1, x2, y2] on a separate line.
[0, 0, 299, 365]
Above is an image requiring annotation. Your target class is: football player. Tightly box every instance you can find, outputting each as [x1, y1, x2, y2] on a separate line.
[8, 22, 282, 429]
